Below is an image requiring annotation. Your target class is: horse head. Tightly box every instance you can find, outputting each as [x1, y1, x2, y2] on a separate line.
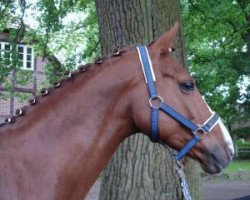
[129, 23, 234, 174]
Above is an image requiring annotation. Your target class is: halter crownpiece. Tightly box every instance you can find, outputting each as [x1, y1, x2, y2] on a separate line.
[136, 46, 220, 160]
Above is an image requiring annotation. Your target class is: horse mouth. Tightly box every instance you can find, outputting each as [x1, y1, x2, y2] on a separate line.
[201, 159, 223, 174]
[200, 153, 231, 174]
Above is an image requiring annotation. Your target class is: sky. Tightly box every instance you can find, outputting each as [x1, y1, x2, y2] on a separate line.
[23, 0, 85, 28]
[19, 0, 87, 65]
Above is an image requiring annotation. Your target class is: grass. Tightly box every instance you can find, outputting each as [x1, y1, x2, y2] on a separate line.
[224, 160, 250, 173]
[202, 160, 250, 182]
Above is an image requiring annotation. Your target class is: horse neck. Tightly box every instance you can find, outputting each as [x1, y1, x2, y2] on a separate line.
[64, 67, 136, 194]
[0, 55, 139, 198]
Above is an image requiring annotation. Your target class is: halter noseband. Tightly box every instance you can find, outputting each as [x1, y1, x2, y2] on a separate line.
[137, 46, 220, 160]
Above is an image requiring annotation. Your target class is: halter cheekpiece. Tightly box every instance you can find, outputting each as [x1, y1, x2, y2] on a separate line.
[137, 46, 220, 161]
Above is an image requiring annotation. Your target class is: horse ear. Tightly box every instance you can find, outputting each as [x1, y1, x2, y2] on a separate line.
[151, 22, 179, 54]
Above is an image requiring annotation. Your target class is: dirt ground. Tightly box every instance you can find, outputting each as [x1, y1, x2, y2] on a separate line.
[85, 180, 250, 200]
[203, 181, 250, 200]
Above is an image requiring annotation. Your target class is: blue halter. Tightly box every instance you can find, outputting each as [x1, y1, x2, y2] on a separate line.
[137, 46, 220, 161]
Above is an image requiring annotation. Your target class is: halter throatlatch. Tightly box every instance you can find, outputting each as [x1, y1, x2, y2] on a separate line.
[137, 46, 220, 160]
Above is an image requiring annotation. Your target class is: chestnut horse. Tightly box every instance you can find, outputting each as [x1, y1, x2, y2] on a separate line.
[0, 24, 234, 200]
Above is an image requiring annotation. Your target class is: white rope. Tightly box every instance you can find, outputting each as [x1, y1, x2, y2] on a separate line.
[159, 142, 192, 200]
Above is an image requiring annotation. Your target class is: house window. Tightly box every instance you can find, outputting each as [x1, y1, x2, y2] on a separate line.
[0, 42, 34, 70]
[0, 42, 11, 65]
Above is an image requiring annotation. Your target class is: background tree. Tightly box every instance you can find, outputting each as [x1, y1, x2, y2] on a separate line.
[95, 0, 201, 199]
[181, 0, 250, 133]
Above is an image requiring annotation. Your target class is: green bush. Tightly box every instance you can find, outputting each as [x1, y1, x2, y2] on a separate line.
[236, 139, 250, 159]
[232, 127, 250, 139]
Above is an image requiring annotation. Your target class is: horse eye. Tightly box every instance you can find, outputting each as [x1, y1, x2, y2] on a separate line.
[180, 82, 195, 91]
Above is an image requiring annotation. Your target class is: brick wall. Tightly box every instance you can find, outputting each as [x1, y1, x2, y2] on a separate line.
[0, 56, 49, 121]
[0, 92, 11, 117]
[0, 30, 60, 124]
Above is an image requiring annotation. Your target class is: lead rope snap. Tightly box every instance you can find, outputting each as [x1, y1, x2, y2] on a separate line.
[175, 160, 192, 200]
[159, 142, 192, 200]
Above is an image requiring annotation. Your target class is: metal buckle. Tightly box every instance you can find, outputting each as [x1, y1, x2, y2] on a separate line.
[192, 125, 207, 137]
[149, 96, 163, 109]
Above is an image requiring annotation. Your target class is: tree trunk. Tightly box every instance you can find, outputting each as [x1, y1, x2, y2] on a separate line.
[95, 0, 201, 199]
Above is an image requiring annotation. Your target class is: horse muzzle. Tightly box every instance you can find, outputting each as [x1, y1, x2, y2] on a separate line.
[200, 142, 234, 174]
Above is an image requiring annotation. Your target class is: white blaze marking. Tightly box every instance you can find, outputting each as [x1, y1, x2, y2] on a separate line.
[218, 119, 234, 154]
[202, 98, 234, 154]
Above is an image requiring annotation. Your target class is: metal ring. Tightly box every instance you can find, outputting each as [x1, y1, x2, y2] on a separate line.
[192, 126, 207, 136]
[149, 96, 164, 109]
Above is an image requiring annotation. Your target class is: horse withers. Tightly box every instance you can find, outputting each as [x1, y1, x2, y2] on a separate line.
[0, 23, 234, 200]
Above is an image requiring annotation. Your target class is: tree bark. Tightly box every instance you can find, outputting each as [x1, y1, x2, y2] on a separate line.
[95, 0, 201, 199]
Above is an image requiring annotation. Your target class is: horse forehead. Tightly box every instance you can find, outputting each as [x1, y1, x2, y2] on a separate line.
[157, 60, 190, 80]
[164, 55, 188, 72]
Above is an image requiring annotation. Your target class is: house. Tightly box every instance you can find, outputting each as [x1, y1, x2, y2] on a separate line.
[0, 28, 61, 124]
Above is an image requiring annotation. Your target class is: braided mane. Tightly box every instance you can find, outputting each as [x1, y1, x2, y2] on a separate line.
[0, 48, 129, 128]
